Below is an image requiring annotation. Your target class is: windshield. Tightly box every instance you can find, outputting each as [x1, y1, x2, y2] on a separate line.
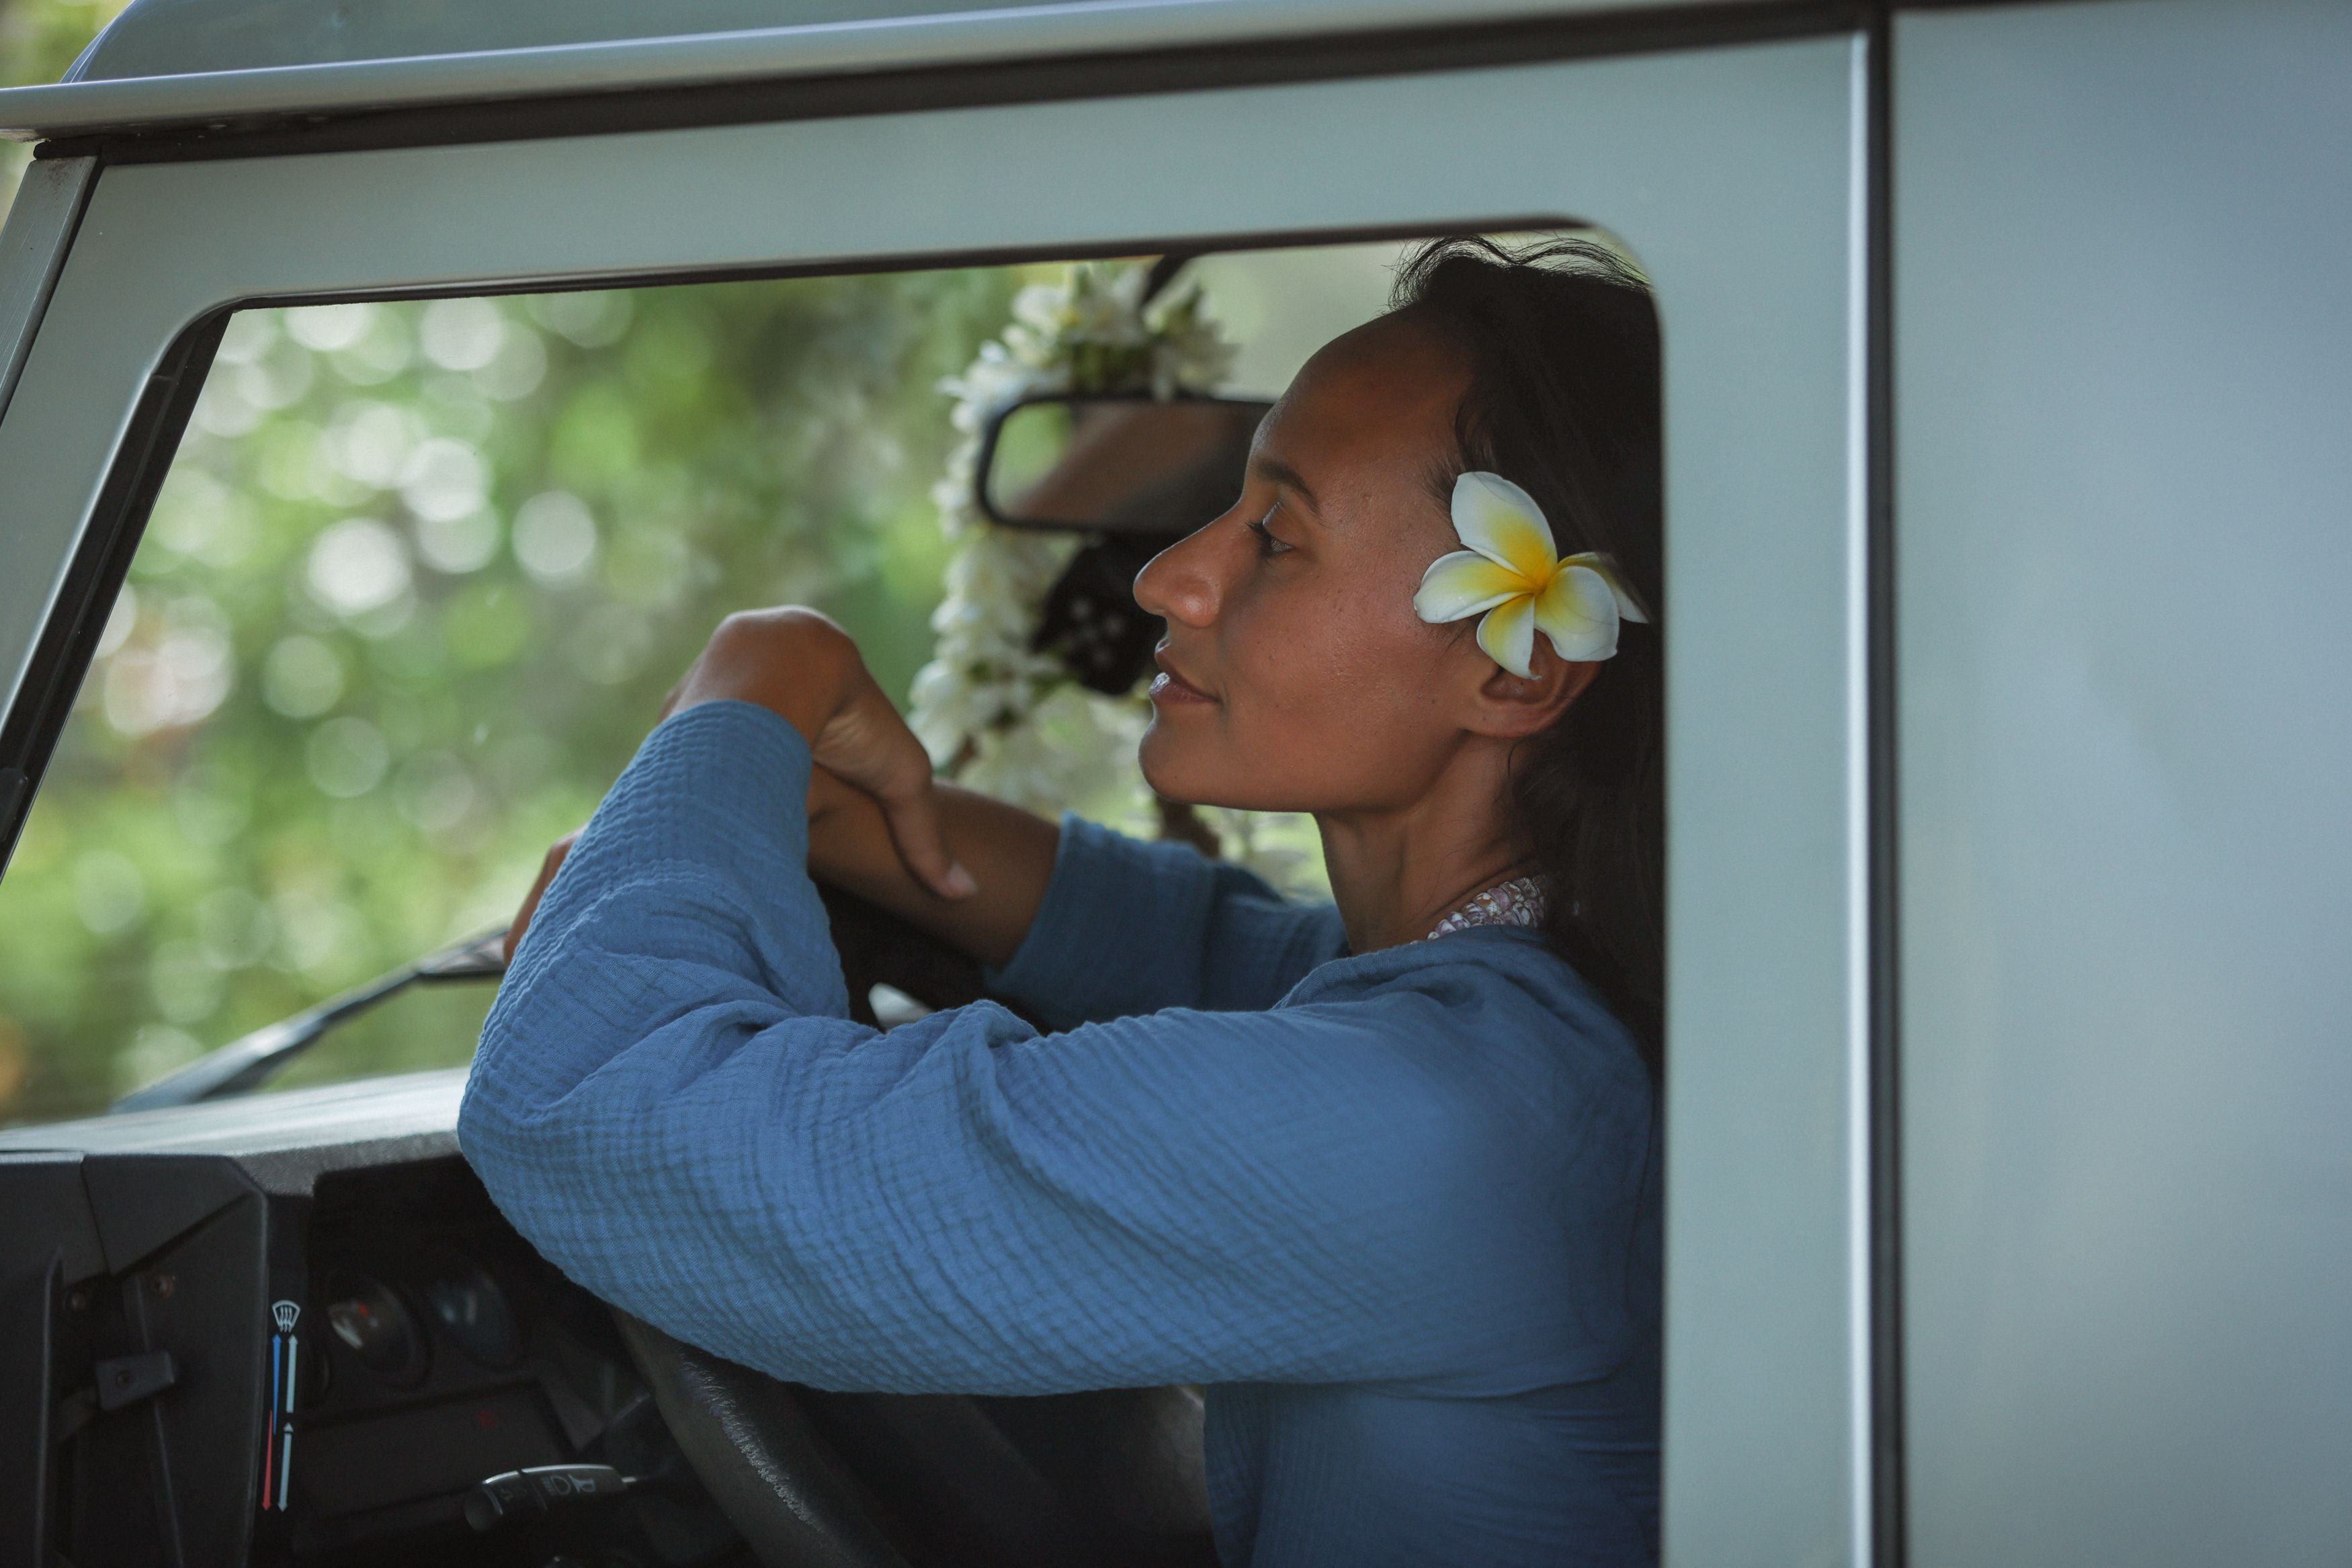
[0, 246, 1435, 1126]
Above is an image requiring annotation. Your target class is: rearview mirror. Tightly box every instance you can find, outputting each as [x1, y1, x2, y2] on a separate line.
[976, 394, 1271, 534]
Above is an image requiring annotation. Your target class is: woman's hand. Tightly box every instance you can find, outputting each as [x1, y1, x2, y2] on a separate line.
[670, 607, 975, 904]
[505, 609, 975, 965]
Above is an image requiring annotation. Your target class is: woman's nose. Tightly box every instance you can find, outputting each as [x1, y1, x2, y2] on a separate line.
[1132, 517, 1230, 629]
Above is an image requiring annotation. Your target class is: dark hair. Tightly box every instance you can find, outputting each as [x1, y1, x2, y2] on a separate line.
[1391, 236, 1664, 1065]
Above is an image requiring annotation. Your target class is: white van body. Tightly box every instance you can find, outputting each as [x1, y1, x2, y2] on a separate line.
[1, 1, 2346, 1563]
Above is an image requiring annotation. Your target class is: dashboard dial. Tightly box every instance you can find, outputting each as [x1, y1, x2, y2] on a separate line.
[323, 1275, 429, 1386]
[423, 1264, 521, 1368]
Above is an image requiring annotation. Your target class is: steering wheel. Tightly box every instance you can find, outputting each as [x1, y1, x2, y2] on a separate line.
[615, 885, 1218, 1568]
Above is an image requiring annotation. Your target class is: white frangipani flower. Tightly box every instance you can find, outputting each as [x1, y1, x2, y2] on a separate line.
[1413, 471, 1649, 679]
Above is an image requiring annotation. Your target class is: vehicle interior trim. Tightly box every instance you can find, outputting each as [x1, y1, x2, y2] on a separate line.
[0, 1070, 470, 1175]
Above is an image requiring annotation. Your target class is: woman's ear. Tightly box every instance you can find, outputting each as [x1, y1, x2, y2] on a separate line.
[1462, 643, 1599, 739]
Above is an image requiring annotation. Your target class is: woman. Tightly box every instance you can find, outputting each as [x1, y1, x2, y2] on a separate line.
[462, 237, 1664, 1567]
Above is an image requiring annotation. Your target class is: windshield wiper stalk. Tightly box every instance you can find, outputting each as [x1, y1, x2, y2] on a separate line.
[110, 928, 509, 1114]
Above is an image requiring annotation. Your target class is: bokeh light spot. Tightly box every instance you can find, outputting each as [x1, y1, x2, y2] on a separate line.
[308, 716, 391, 799]
[263, 634, 347, 718]
[512, 492, 599, 587]
[307, 518, 413, 618]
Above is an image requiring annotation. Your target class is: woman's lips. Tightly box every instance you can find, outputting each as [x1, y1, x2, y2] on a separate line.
[1149, 652, 1216, 706]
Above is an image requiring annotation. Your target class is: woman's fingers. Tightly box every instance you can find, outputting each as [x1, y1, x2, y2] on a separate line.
[805, 760, 860, 825]
[664, 605, 974, 899]
[505, 612, 966, 977]
[505, 829, 581, 963]
[876, 773, 978, 902]
[817, 671, 976, 901]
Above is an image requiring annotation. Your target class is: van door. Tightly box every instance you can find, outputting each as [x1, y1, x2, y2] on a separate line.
[1896, 3, 2352, 1563]
[0, 19, 1878, 1563]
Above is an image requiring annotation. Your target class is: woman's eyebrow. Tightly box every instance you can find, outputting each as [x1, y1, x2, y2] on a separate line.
[1251, 457, 1322, 514]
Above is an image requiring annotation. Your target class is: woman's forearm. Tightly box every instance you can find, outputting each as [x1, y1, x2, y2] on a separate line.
[805, 769, 1059, 969]
[505, 617, 1058, 969]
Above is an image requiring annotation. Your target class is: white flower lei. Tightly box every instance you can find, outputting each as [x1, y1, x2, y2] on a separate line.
[908, 263, 1232, 816]
[907, 262, 1329, 896]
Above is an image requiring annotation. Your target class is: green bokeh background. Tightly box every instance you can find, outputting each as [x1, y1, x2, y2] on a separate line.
[0, 1, 1376, 1128]
[1, 0, 1038, 1124]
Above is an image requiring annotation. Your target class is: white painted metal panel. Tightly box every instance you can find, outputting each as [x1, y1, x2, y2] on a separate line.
[0, 0, 1794, 140]
[0, 157, 93, 423]
[1896, 2, 2352, 1562]
[0, 40, 1867, 1561]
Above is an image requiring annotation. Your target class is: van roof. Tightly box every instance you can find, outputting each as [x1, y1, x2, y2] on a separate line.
[0, 0, 1771, 143]
[64, 0, 1079, 83]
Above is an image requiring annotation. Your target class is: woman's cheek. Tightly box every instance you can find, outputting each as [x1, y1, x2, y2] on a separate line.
[1226, 564, 1413, 746]
[1307, 595, 1419, 705]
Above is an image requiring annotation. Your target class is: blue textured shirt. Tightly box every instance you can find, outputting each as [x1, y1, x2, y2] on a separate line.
[460, 701, 1661, 1566]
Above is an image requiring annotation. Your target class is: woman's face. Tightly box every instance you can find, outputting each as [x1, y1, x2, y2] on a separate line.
[1132, 315, 1494, 814]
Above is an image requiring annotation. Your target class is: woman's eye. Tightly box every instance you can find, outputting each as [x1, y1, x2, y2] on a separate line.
[1247, 510, 1294, 559]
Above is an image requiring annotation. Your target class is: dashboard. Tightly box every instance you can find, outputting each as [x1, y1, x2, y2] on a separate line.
[0, 1070, 747, 1568]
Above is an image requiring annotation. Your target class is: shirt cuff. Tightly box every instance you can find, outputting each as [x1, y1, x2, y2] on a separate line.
[611, 698, 814, 867]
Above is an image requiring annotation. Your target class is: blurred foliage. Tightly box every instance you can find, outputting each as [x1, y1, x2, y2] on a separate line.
[0, 270, 1027, 1125]
[0, 0, 1339, 1130]
[0, 0, 114, 85]
[0, 0, 1032, 1129]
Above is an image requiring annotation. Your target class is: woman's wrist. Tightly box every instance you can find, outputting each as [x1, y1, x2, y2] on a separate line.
[669, 608, 861, 743]
[677, 607, 971, 900]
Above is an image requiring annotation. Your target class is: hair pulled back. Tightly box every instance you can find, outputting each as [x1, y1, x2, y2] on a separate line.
[1391, 236, 1664, 1063]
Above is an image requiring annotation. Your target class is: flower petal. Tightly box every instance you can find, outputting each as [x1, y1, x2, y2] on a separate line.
[1451, 472, 1559, 580]
[1561, 551, 1650, 624]
[1476, 595, 1539, 679]
[1534, 564, 1622, 662]
[1415, 551, 1530, 623]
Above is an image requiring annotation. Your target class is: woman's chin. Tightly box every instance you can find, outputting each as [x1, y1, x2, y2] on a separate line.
[1136, 725, 1186, 799]
[1138, 724, 1223, 808]
[1139, 728, 1293, 814]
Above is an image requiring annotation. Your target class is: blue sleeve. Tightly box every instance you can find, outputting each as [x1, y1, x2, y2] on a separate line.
[986, 816, 1347, 1028]
[458, 702, 1599, 1397]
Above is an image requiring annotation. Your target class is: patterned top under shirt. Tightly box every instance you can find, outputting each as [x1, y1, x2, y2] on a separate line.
[1427, 876, 1549, 940]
